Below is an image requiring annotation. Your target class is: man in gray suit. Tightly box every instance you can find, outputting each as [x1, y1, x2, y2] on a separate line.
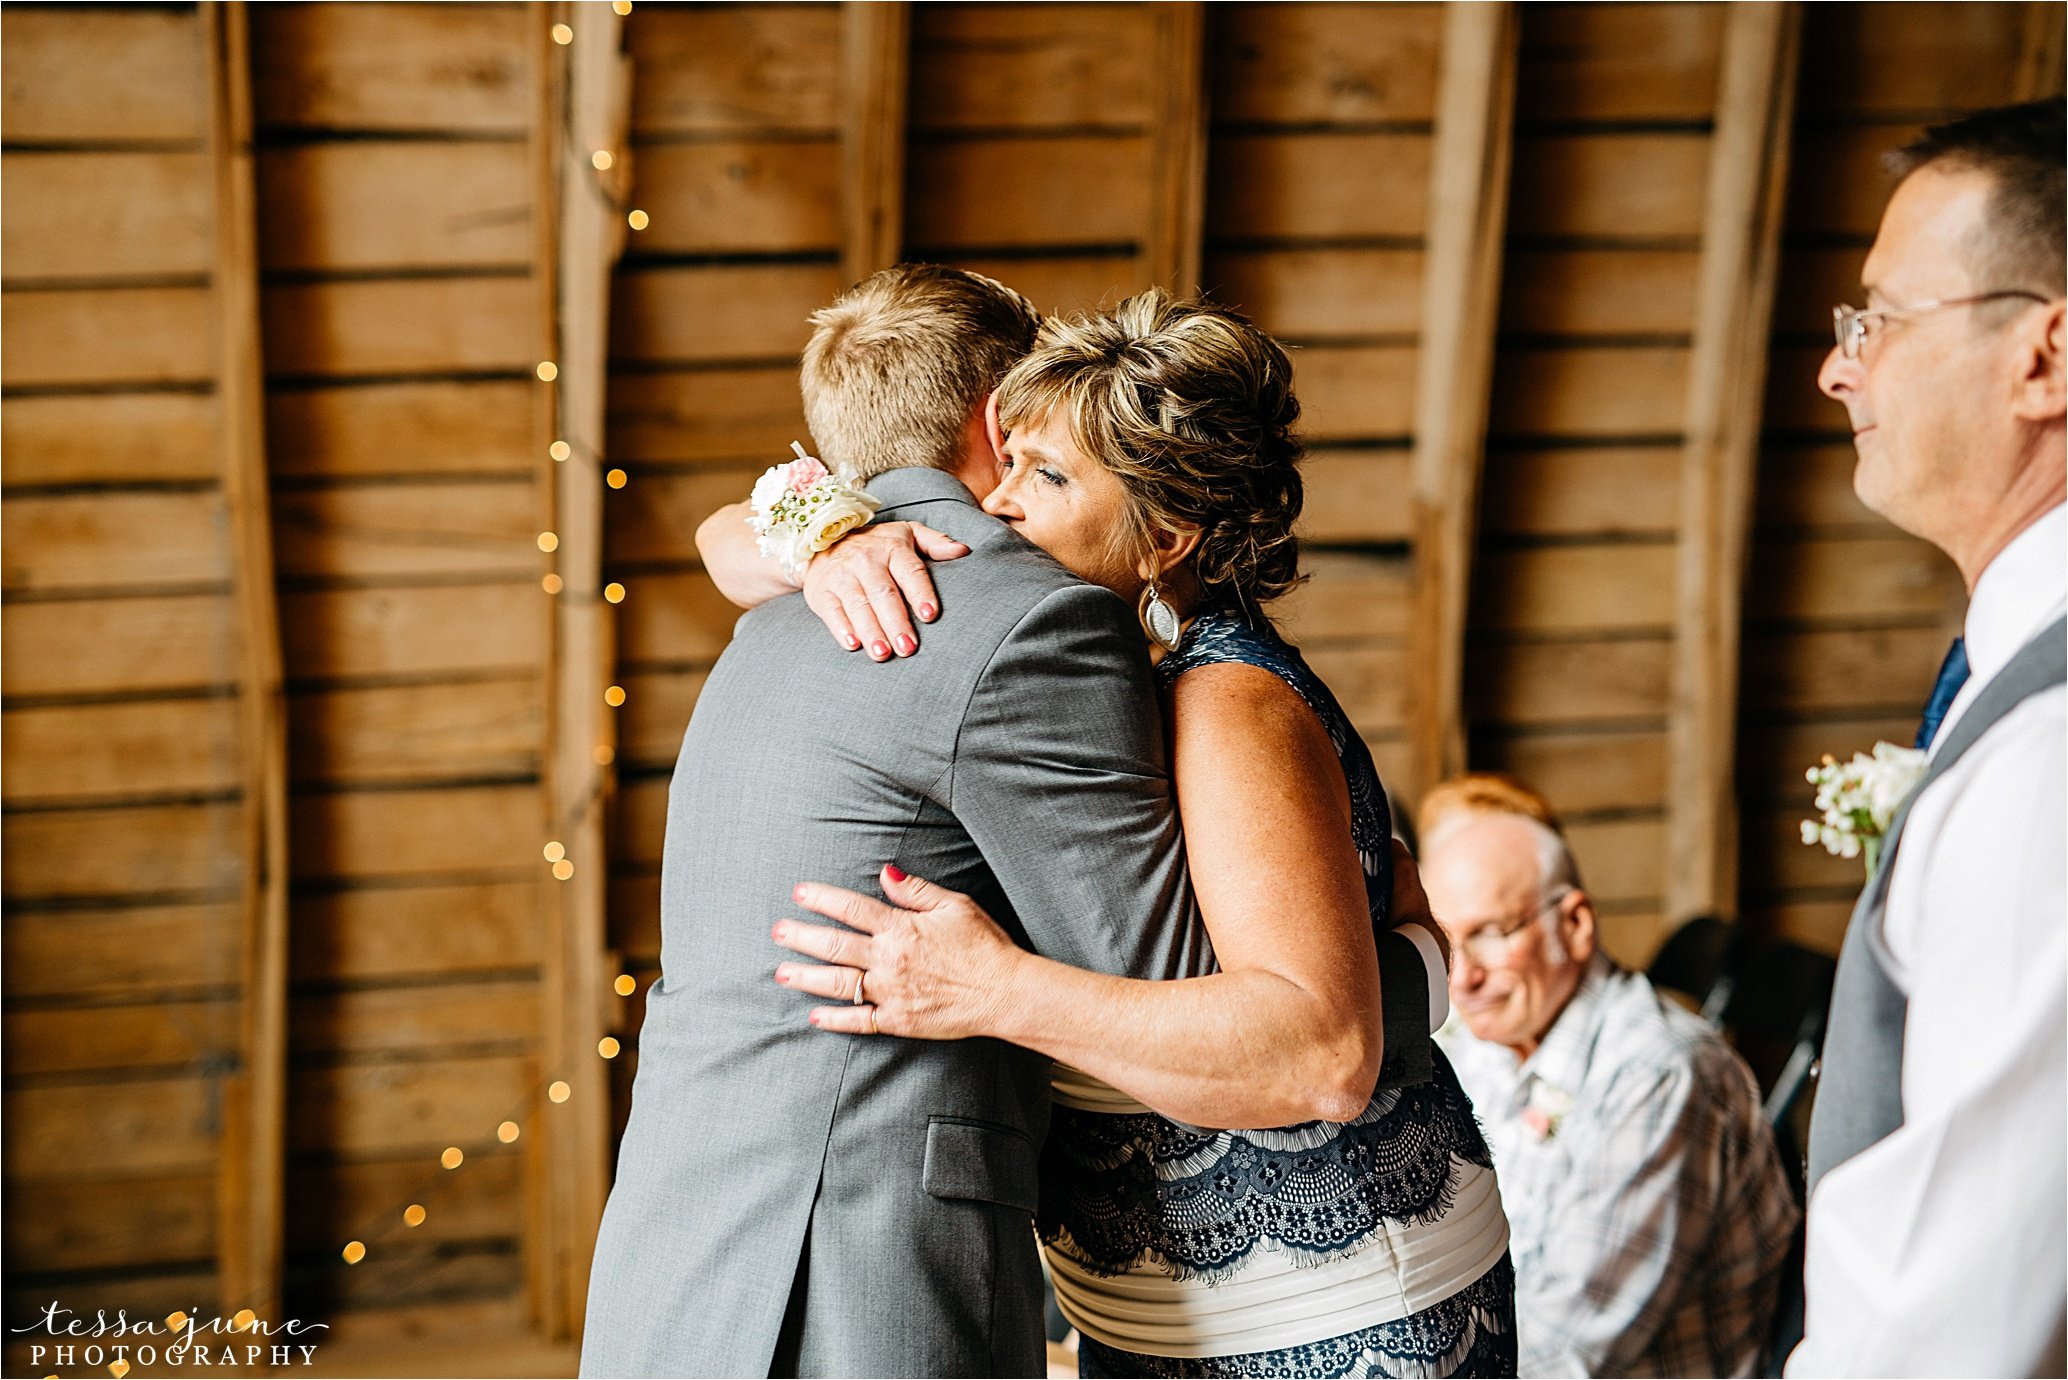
[579, 265, 1432, 1378]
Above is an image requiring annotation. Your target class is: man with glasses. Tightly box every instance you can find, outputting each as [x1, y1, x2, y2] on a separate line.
[1789, 100, 2066, 1376]
[1421, 781, 1797, 1377]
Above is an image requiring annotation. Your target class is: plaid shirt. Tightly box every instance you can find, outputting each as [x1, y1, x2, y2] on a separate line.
[1439, 952, 1799, 1377]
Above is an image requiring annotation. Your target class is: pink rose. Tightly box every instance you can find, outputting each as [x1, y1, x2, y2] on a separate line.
[787, 456, 829, 493]
[1521, 1108, 1553, 1140]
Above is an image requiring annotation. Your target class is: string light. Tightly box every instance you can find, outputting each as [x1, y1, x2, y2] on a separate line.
[604, 685, 626, 707]
[591, 150, 614, 172]
[612, 0, 633, 13]
[604, 582, 625, 603]
[538, 531, 560, 552]
[537, 360, 559, 382]
[544, 840, 566, 862]
[112, 1363, 130, 1378]
[232, 1310, 256, 1331]
[498, 1121, 522, 1144]
[441, 1147, 465, 1170]
[403, 1205, 427, 1227]
[627, 209, 649, 231]
[342, 1241, 366, 1265]
[550, 440, 572, 461]
[551, 22, 574, 43]
[549, 1081, 572, 1103]
[606, 467, 628, 488]
[542, 573, 563, 594]
[553, 859, 575, 881]
[614, 974, 637, 996]
[593, 744, 616, 766]
[598, 1037, 622, 1059]
[166, 1313, 188, 1334]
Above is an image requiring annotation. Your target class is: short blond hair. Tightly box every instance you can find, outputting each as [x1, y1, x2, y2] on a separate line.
[800, 264, 1040, 480]
[995, 289, 1306, 609]
[1417, 773, 1562, 846]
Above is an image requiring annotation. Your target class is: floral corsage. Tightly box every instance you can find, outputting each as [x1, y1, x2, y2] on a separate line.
[1799, 741, 1928, 875]
[1521, 1082, 1572, 1143]
[747, 443, 881, 582]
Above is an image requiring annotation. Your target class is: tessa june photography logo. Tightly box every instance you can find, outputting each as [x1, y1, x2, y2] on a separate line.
[11, 1302, 329, 1372]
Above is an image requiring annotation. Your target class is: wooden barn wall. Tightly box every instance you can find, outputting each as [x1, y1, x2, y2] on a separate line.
[4, 0, 566, 1358]
[0, 0, 2059, 1358]
[1737, 1, 2063, 957]
[1462, 3, 1723, 966]
[3, 0, 243, 1329]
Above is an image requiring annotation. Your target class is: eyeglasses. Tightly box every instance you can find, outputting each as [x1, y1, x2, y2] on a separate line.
[1454, 887, 1574, 967]
[1830, 291, 2049, 360]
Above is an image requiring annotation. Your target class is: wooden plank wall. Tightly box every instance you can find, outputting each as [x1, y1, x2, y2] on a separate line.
[1463, 3, 1726, 964]
[3, 0, 244, 1329]
[1738, 2, 2058, 957]
[248, 1, 548, 1345]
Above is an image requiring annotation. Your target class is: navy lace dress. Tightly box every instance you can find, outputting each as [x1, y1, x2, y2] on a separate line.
[1042, 607, 1516, 1380]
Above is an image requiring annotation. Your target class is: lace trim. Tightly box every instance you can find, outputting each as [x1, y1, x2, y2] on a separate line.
[1074, 1252, 1516, 1379]
[1038, 1060, 1493, 1280]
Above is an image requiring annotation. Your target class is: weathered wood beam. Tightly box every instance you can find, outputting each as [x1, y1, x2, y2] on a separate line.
[533, 0, 629, 1342]
[841, 2, 909, 284]
[203, 0, 288, 1324]
[1665, 2, 1801, 923]
[1406, 2, 1519, 804]
[2016, 0, 2066, 99]
[1146, 2, 1209, 295]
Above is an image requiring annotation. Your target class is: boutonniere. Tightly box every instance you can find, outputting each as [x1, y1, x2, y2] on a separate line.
[1521, 1083, 1572, 1143]
[1799, 741, 1929, 876]
[747, 442, 882, 581]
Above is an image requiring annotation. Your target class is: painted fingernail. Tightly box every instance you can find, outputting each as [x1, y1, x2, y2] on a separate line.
[808, 1012, 821, 1027]
[841, 633, 861, 650]
[884, 863, 908, 883]
[895, 634, 917, 656]
[918, 603, 937, 621]
[792, 884, 807, 901]
[870, 640, 890, 660]
[772, 921, 787, 939]
[775, 967, 791, 984]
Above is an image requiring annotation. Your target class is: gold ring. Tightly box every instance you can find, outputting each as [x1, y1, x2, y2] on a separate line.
[850, 970, 867, 1005]
[866, 1007, 878, 1036]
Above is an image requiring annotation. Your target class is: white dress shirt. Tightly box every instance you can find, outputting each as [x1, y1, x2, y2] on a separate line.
[1788, 503, 2067, 1377]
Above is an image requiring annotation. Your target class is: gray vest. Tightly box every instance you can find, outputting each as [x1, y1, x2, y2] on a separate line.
[1806, 615, 2067, 1191]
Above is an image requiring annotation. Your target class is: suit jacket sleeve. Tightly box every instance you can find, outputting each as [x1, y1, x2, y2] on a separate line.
[944, 584, 1209, 981]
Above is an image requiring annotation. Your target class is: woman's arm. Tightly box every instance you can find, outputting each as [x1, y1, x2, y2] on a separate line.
[777, 663, 1387, 1129]
[694, 499, 969, 657]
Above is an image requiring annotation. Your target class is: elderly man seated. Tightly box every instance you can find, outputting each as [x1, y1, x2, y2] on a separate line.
[1422, 776, 1798, 1377]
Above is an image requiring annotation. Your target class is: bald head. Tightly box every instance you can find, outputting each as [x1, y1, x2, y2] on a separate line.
[1423, 812, 1597, 1059]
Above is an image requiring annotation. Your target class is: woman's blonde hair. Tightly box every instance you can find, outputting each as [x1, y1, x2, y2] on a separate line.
[995, 289, 1306, 608]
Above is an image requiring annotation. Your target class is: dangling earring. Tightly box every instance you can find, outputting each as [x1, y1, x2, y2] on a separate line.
[1140, 580, 1182, 653]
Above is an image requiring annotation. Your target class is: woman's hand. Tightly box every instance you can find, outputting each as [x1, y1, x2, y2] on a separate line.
[802, 523, 969, 661]
[771, 865, 1022, 1038]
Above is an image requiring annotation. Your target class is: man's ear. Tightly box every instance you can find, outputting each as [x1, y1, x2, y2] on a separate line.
[2012, 299, 2066, 423]
[982, 390, 1007, 463]
[1561, 892, 1598, 966]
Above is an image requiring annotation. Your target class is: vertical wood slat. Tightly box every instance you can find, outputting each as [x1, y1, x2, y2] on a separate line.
[535, 1, 629, 1342]
[204, 0, 289, 1324]
[1406, 2, 1519, 803]
[1665, 3, 1801, 923]
[1146, 2, 1209, 295]
[840, 2, 909, 284]
[2016, 0, 2067, 99]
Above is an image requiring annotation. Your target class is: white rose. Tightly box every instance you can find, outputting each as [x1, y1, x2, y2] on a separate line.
[804, 490, 881, 553]
[756, 525, 817, 578]
[749, 464, 790, 522]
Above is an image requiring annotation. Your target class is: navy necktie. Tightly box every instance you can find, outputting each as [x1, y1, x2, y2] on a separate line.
[1914, 636, 1970, 750]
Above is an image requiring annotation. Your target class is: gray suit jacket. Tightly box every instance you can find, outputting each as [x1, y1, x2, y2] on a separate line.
[579, 466, 1432, 1377]
[580, 467, 1210, 1378]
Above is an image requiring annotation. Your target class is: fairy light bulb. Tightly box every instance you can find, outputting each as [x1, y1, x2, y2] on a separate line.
[598, 1036, 622, 1058]
[536, 361, 558, 382]
[550, 440, 571, 461]
[614, 973, 637, 996]
[404, 1204, 427, 1227]
[604, 582, 625, 603]
[553, 859, 575, 881]
[538, 531, 559, 552]
[612, 1, 632, 13]
[498, 1121, 521, 1144]
[627, 209, 649, 230]
[606, 468, 628, 488]
[604, 685, 626, 707]
[549, 1080, 571, 1103]
[551, 23, 573, 44]
[342, 1241, 366, 1265]
[542, 573, 563, 594]
[544, 841, 566, 863]
[593, 744, 616, 766]
[441, 1147, 464, 1169]
[592, 150, 614, 172]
